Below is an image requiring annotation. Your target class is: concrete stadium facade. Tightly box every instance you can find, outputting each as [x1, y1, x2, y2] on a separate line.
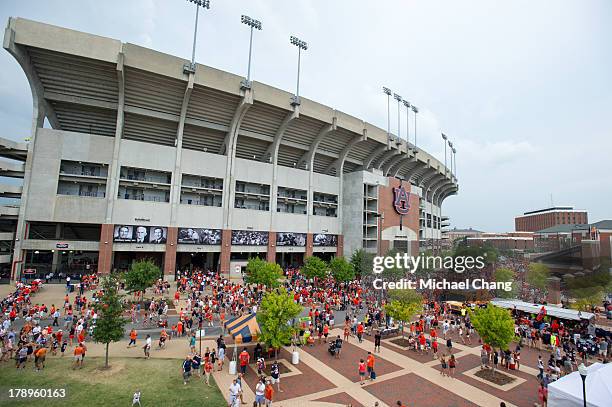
[1, 18, 458, 281]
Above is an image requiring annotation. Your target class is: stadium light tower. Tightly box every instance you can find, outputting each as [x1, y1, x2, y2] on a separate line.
[441, 133, 448, 175]
[448, 140, 454, 178]
[183, 0, 211, 75]
[411, 105, 419, 148]
[452, 146, 457, 179]
[240, 15, 262, 90]
[383, 87, 392, 146]
[403, 100, 411, 153]
[290, 36, 308, 106]
[393, 93, 402, 142]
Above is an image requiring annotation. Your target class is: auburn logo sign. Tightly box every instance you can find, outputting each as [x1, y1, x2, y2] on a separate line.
[393, 186, 410, 215]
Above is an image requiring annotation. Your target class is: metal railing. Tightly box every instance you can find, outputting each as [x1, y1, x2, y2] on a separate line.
[60, 169, 106, 177]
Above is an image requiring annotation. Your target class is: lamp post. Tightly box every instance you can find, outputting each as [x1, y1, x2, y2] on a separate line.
[198, 318, 203, 355]
[383, 87, 392, 147]
[441, 133, 448, 176]
[183, 0, 211, 74]
[393, 93, 402, 142]
[290, 36, 308, 106]
[452, 147, 457, 179]
[411, 105, 419, 148]
[578, 363, 587, 407]
[240, 15, 262, 90]
[403, 100, 411, 153]
[372, 211, 385, 304]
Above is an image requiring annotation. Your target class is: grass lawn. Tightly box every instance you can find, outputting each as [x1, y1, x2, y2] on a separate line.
[0, 357, 226, 406]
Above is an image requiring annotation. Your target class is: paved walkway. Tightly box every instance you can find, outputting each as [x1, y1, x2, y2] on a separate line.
[208, 328, 520, 407]
[4, 284, 548, 405]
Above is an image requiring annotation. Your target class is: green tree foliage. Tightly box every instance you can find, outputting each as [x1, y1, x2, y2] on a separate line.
[123, 259, 160, 295]
[258, 288, 303, 356]
[301, 256, 328, 280]
[566, 270, 609, 311]
[92, 275, 129, 368]
[526, 263, 550, 290]
[329, 256, 356, 282]
[245, 257, 283, 288]
[494, 267, 517, 299]
[469, 304, 515, 352]
[380, 249, 406, 281]
[454, 243, 498, 265]
[350, 249, 375, 277]
[385, 289, 423, 337]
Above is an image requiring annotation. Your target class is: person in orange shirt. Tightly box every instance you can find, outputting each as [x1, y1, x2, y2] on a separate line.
[34, 346, 47, 371]
[366, 352, 376, 380]
[177, 321, 184, 337]
[72, 343, 84, 370]
[356, 323, 365, 343]
[203, 359, 213, 386]
[77, 331, 86, 344]
[128, 329, 137, 348]
[238, 348, 250, 375]
[264, 380, 274, 405]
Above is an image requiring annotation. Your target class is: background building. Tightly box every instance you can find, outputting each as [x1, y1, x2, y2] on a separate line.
[1, 18, 457, 281]
[515, 206, 588, 232]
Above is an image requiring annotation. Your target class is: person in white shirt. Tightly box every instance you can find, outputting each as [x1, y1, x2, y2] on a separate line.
[229, 379, 241, 407]
[254, 378, 266, 406]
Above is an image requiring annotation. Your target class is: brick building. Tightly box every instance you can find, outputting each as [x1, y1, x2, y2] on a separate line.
[515, 207, 588, 232]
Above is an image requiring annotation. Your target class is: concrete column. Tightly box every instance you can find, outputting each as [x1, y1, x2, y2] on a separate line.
[163, 227, 178, 279]
[98, 224, 114, 274]
[170, 74, 194, 226]
[51, 223, 61, 274]
[306, 233, 313, 257]
[5, 36, 47, 281]
[267, 231, 277, 263]
[546, 276, 561, 304]
[104, 50, 125, 224]
[222, 90, 253, 229]
[336, 234, 344, 257]
[581, 240, 600, 271]
[220, 229, 232, 276]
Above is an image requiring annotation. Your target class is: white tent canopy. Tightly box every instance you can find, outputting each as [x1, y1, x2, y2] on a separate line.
[491, 298, 595, 322]
[548, 363, 612, 407]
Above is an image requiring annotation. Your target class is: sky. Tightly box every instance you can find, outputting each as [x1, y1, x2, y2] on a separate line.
[0, 0, 610, 232]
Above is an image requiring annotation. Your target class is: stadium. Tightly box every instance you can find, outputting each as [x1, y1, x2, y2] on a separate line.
[1, 17, 458, 281]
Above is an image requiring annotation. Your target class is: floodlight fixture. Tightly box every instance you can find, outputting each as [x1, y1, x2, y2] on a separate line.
[290, 36, 308, 105]
[183, 0, 211, 74]
[240, 14, 263, 89]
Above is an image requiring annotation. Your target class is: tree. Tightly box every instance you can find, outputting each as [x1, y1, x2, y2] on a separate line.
[454, 243, 498, 265]
[385, 289, 423, 338]
[494, 267, 517, 299]
[379, 249, 406, 281]
[92, 275, 128, 368]
[245, 257, 283, 288]
[301, 256, 328, 281]
[526, 263, 550, 291]
[350, 249, 375, 278]
[566, 270, 609, 311]
[329, 256, 355, 283]
[258, 288, 303, 356]
[123, 259, 160, 296]
[469, 304, 515, 356]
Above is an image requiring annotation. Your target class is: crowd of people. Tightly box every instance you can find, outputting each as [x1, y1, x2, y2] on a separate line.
[3, 261, 610, 407]
[0, 277, 100, 372]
